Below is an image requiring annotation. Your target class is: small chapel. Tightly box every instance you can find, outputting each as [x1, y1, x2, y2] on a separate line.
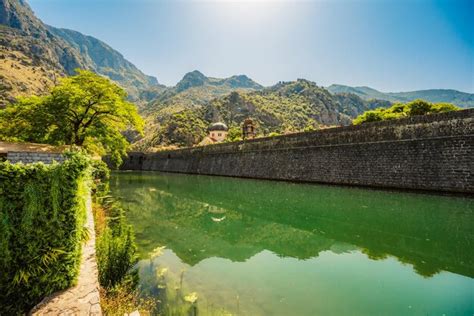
[198, 122, 229, 146]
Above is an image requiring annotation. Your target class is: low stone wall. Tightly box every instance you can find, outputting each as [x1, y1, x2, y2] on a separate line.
[7, 151, 65, 164]
[119, 109, 474, 193]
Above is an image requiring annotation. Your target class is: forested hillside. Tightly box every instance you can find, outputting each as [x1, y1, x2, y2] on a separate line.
[135, 79, 391, 149]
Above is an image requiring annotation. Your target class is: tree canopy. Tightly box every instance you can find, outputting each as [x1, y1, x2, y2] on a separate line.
[352, 99, 459, 125]
[0, 70, 143, 165]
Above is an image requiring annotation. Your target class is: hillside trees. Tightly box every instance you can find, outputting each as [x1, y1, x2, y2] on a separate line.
[154, 109, 208, 147]
[0, 70, 143, 165]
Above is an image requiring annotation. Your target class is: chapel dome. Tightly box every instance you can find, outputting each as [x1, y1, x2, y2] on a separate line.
[208, 122, 228, 131]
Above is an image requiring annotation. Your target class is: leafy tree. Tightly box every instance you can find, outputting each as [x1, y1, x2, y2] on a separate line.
[0, 70, 143, 165]
[226, 126, 243, 142]
[353, 99, 459, 125]
[406, 99, 433, 116]
[352, 109, 386, 124]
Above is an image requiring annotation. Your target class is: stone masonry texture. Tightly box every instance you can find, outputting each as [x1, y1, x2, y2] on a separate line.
[7, 152, 65, 164]
[117, 109, 474, 194]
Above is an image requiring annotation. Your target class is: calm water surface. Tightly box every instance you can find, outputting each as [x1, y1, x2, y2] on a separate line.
[110, 171, 474, 316]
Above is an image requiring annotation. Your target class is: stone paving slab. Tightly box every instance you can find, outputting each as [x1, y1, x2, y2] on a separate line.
[31, 194, 102, 316]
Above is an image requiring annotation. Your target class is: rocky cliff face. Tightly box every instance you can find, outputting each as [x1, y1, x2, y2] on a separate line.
[0, 0, 158, 106]
[47, 26, 160, 100]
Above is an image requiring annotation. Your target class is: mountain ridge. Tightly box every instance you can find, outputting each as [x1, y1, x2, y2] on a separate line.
[327, 84, 474, 108]
[175, 70, 263, 93]
[143, 70, 263, 114]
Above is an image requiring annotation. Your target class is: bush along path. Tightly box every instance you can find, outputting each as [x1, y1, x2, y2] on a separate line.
[30, 191, 101, 315]
[0, 152, 148, 315]
[32, 158, 146, 315]
[0, 151, 92, 314]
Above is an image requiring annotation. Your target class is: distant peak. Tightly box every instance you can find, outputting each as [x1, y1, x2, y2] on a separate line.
[229, 74, 250, 80]
[175, 70, 209, 92]
[225, 74, 262, 89]
[174, 71, 262, 92]
[184, 70, 206, 79]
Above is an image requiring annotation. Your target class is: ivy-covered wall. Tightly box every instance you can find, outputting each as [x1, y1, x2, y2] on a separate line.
[0, 152, 91, 314]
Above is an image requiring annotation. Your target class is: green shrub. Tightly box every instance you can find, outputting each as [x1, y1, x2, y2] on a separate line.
[0, 151, 91, 314]
[405, 99, 433, 116]
[268, 132, 281, 137]
[352, 110, 386, 124]
[95, 197, 138, 290]
[91, 159, 110, 183]
[91, 159, 110, 197]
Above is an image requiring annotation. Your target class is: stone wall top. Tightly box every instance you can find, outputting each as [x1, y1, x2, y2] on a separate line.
[137, 109, 474, 158]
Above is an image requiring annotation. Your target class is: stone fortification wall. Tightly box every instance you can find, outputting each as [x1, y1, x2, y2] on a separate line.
[119, 109, 474, 193]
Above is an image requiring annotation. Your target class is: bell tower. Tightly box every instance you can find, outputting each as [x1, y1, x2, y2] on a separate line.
[242, 118, 256, 140]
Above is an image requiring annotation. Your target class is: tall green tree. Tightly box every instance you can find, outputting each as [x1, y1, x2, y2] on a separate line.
[0, 70, 143, 165]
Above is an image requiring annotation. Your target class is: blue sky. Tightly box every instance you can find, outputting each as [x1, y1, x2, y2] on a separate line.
[30, 0, 473, 92]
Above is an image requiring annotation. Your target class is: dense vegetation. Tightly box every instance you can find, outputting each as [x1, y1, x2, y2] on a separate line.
[0, 151, 141, 314]
[0, 70, 144, 165]
[0, 151, 90, 314]
[353, 99, 460, 125]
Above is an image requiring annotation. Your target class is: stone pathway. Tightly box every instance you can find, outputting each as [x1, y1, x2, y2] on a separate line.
[31, 194, 102, 315]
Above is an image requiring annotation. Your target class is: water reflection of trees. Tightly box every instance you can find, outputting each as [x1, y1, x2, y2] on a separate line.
[112, 172, 474, 278]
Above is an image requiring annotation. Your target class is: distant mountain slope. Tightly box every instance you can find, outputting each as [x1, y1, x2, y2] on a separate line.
[327, 84, 474, 108]
[0, 0, 159, 105]
[145, 70, 263, 113]
[136, 79, 390, 149]
[46, 26, 160, 101]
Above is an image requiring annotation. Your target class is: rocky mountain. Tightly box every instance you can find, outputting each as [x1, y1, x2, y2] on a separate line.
[176, 70, 262, 92]
[136, 79, 391, 149]
[327, 84, 474, 108]
[0, 0, 159, 106]
[47, 26, 160, 100]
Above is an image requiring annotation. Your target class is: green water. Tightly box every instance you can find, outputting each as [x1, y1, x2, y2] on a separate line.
[110, 171, 474, 315]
